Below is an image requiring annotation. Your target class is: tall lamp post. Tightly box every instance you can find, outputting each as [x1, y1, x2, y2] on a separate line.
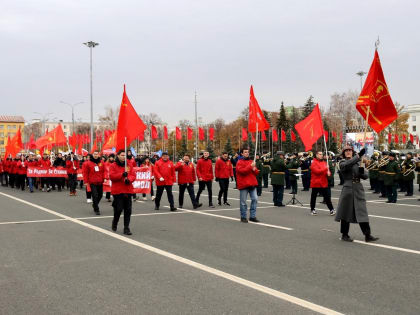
[194, 91, 198, 161]
[60, 101, 83, 134]
[356, 71, 367, 91]
[83, 41, 99, 151]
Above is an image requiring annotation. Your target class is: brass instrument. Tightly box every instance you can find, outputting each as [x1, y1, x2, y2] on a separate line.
[366, 159, 378, 170]
[403, 164, 416, 176]
[377, 156, 389, 167]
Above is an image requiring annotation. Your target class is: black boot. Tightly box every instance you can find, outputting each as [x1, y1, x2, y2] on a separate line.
[123, 227, 132, 235]
[365, 235, 379, 242]
[193, 203, 202, 209]
[340, 234, 353, 242]
[170, 206, 177, 212]
[111, 222, 117, 232]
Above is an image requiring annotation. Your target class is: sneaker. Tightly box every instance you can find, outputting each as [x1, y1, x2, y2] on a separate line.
[217, 200, 222, 206]
[311, 210, 318, 216]
[95, 210, 100, 215]
[47, 187, 51, 192]
[240, 217, 248, 223]
[249, 217, 260, 223]
[152, 196, 155, 201]
[87, 199, 92, 203]
[111, 225, 117, 232]
[330, 210, 336, 216]
[42, 188, 46, 192]
[340, 235, 353, 242]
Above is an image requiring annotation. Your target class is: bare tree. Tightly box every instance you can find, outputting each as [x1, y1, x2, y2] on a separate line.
[98, 106, 119, 130]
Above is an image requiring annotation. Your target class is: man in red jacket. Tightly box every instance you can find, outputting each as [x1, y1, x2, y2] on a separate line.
[16, 154, 27, 191]
[195, 151, 215, 208]
[175, 154, 202, 209]
[310, 151, 335, 216]
[84, 151, 105, 215]
[236, 148, 260, 223]
[109, 150, 136, 235]
[26, 154, 38, 192]
[39, 152, 52, 192]
[66, 152, 79, 196]
[215, 152, 234, 206]
[154, 152, 176, 211]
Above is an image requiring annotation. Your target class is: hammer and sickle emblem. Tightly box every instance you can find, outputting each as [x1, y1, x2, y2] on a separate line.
[376, 85, 384, 94]
[122, 103, 128, 107]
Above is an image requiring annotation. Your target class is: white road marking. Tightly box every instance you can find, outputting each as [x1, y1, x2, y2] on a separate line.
[354, 240, 420, 255]
[0, 191, 341, 315]
[164, 206, 293, 231]
[0, 218, 67, 225]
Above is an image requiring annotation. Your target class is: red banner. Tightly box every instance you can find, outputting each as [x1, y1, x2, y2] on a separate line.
[27, 167, 68, 178]
[132, 166, 152, 194]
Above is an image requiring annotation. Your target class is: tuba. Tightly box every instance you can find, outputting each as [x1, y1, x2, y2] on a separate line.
[378, 156, 389, 167]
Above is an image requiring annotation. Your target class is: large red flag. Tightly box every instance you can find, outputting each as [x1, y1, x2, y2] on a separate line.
[281, 129, 286, 142]
[102, 130, 117, 150]
[187, 127, 193, 140]
[138, 129, 145, 141]
[4, 135, 12, 158]
[27, 133, 36, 150]
[356, 50, 398, 133]
[116, 85, 147, 150]
[163, 126, 168, 140]
[90, 140, 98, 153]
[251, 133, 256, 142]
[248, 85, 270, 132]
[294, 104, 324, 151]
[242, 128, 248, 141]
[209, 127, 214, 141]
[95, 130, 103, 143]
[199, 127, 205, 141]
[272, 129, 278, 142]
[332, 131, 337, 139]
[35, 124, 66, 149]
[388, 133, 392, 144]
[69, 132, 77, 151]
[7, 128, 23, 157]
[261, 131, 267, 141]
[291, 130, 296, 142]
[151, 125, 158, 140]
[175, 127, 182, 140]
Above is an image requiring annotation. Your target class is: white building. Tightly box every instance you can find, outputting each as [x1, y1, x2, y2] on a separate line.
[403, 104, 420, 136]
[33, 120, 108, 137]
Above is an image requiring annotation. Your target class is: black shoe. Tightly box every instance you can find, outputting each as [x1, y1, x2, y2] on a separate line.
[340, 234, 353, 242]
[223, 202, 231, 206]
[123, 228, 132, 235]
[386, 201, 392, 203]
[277, 204, 285, 207]
[365, 235, 379, 242]
[209, 203, 215, 208]
[392, 201, 396, 203]
[95, 210, 100, 215]
[170, 207, 177, 212]
[405, 194, 413, 196]
[193, 203, 202, 209]
[249, 217, 260, 223]
[240, 218, 248, 223]
[178, 204, 183, 209]
[217, 200, 222, 206]
[111, 225, 117, 232]
[154, 206, 159, 210]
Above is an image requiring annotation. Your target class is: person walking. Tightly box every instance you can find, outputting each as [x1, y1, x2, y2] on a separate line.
[195, 151, 215, 208]
[335, 146, 379, 242]
[270, 151, 286, 207]
[215, 152, 233, 206]
[66, 152, 79, 196]
[175, 154, 202, 209]
[85, 151, 105, 215]
[154, 152, 176, 211]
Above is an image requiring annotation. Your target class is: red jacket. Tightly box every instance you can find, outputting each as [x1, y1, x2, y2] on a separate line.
[175, 161, 196, 184]
[27, 160, 39, 167]
[154, 159, 176, 186]
[17, 160, 28, 175]
[109, 161, 135, 195]
[10, 160, 18, 174]
[310, 158, 329, 188]
[3, 160, 10, 172]
[126, 157, 137, 168]
[66, 159, 80, 175]
[215, 158, 233, 179]
[84, 159, 105, 185]
[196, 158, 213, 181]
[236, 158, 259, 190]
[39, 158, 51, 168]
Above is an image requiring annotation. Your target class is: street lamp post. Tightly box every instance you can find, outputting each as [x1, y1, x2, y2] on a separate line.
[83, 41, 99, 151]
[60, 101, 83, 134]
[356, 71, 367, 91]
[194, 91, 198, 161]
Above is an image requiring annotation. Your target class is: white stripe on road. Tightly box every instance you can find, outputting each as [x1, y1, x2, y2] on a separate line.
[354, 240, 420, 255]
[0, 218, 67, 225]
[0, 192, 341, 315]
[164, 206, 293, 231]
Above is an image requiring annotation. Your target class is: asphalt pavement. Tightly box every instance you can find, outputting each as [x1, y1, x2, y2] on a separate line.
[0, 177, 419, 314]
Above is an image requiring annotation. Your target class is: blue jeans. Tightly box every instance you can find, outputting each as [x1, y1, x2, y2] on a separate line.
[28, 177, 34, 192]
[239, 187, 258, 219]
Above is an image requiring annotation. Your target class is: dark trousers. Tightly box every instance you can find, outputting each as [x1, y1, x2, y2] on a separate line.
[9, 174, 15, 188]
[290, 180, 297, 194]
[341, 220, 371, 236]
[91, 184, 103, 212]
[233, 168, 237, 187]
[218, 178, 229, 203]
[196, 181, 213, 205]
[106, 192, 111, 200]
[404, 180, 413, 195]
[86, 186, 92, 199]
[112, 194, 132, 228]
[379, 180, 387, 196]
[386, 185, 397, 202]
[272, 184, 284, 206]
[68, 174, 77, 193]
[302, 173, 310, 190]
[18, 174, 26, 190]
[257, 180, 262, 196]
[3, 172, 9, 186]
[143, 184, 154, 197]
[310, 187, 334, 211]
[285, 172, 290, 189]
[41, 177, 50, 189]
[262, 173, 269, 188]
[179, 183, 196, 207]
[155, 185, 174, 208]
[55, 178, 65, 190]
[369, 178, 376, 190]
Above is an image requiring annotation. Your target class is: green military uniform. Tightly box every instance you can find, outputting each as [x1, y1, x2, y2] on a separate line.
[383, 158, 400, 203]
[256, 158, 264, 196]
[368, 156, 379, 192]
[286, 158, 299, 194]
[270, 154, 287, 206]
[396, 157, 405, 192]
[261, 156, 271, 188]
[378, 155, 388, 197]
[402, 156, 415, 196]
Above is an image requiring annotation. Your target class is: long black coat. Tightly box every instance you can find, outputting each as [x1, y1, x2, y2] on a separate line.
[335, 156, 369, 223]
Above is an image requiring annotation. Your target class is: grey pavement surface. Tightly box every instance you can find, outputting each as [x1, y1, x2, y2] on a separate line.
[0, 177, 419, 315]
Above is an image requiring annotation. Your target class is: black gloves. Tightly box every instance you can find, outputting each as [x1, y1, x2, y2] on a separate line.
[359, 148, 366, 157]
[124, 178, 130, 185]
[122, 172, 128, 177]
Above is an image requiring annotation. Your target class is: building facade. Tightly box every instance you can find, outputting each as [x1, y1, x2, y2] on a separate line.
[0, 116, 25, 155]
[403, 104, 420, 137]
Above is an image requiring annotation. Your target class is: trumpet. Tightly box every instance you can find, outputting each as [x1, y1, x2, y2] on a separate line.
[403, 164, 416, 176]
[378, 156, 389, 167]
[366, 160, 378, 170]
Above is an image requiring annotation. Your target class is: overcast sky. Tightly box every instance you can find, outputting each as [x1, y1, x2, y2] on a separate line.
[1, 0, 419, 127]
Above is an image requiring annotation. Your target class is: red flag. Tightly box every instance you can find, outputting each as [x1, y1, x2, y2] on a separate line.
[261, 131, 267, 141]
[95, 130, 103, 143]
[402, 134, 407, 144]
[248, 85, 270, 132]
[176, 127, 182, 140]
[291, 130, 296, 142]
[356, 50, 398, 133]
[102, 130, 117, 150]
[388, 133, 392, 144]
[4, 135, 12, 158]
[163, 126, 168, 140]
[209, 127, 214, 141]
[27, 133, 36, 150]
[187, 127, 193, 140]
[281, 129, 286, 142]
[251, 133, 255, 142]
[104, 129, 112, 142]
[138, 130, 144, 141]
[332, 131, 337, 139]
[242, 128, 248, 141]
[272, 129, 278, 142]
[340, 132, 343, 144]
[199, 127, 205, 141]
[69, 132, 77, 151]
[116, 85, 147, 150]
[294, 104, 324, 151]
[151, 125, 158, 140]
[394, 134, 399, 143]
[90, 140, 98, 153]
[324, 130, 329, 143]
[6, 129, 23, 158]
[36, 124, 67, 149]
[410, 134, 414, 143]
[77, 134, 83, 154]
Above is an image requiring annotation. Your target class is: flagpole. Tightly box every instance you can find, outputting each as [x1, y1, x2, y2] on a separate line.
[124, 137, 127, 169]
[280, 129, 283, 151]
[323, 134, 329, 168]
[363, 106, 371, 147]
[254, 122, 258, 162]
